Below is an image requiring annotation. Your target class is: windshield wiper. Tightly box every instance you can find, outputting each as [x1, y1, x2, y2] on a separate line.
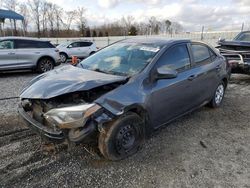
[92, 68, 128, 77]
[92, 68, 109, 74]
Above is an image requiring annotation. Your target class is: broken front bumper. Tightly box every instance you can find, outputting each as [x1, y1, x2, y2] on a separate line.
[18, 104, 65, 140]
[18, 101, 113, 142]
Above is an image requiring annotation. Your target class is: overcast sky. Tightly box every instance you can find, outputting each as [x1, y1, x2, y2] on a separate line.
[14, 0, 250, 31]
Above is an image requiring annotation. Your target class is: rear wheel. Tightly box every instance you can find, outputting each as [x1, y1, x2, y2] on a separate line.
[208, 82, 225, 108]
[37, 57, 54, 73]
[60, 53, 68, 63]
[98, 112, 144, 161]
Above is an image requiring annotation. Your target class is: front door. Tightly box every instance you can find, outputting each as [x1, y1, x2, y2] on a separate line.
[150, 44, 199, 127]
[0, 39, 17, 70]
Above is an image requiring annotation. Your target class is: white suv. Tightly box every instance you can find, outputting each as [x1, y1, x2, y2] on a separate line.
[57, 40, 97, 63]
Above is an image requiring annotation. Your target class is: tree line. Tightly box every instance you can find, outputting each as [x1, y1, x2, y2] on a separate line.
[0, 0, 184, 38]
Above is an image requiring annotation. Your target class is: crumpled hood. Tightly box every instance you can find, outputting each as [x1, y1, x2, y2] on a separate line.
[20, 65, 127, 99]
[218, 40, 250, 47]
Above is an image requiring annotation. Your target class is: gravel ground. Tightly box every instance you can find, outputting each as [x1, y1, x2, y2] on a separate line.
[0, 71, 249, 188]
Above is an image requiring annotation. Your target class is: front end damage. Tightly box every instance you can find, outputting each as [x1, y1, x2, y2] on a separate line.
[217, 41, 250, 75]
[18, 85, 119, 143]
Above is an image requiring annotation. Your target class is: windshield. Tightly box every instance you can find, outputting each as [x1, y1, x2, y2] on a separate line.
[80, 42, 161, 76]
[234, 32, 250, 41]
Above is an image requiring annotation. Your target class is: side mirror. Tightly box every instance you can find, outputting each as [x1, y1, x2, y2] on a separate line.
[68, 45, 73, 48]
[218, 37, 225, 42]
[155, 66, 178, 80]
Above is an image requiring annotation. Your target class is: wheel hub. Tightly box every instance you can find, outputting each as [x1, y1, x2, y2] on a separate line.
[116, 125, 137, 153]
[215, 84, 224, 104]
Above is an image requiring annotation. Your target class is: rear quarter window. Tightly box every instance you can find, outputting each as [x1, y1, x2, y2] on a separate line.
[80, 42, 93, 47]
[37, 42, 55, 48]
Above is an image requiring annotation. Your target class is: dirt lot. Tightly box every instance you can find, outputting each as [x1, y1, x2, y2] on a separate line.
[0, 71, 249, 188]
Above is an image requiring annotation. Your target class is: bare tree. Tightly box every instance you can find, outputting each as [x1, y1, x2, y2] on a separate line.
[148, 16, 158, 35]
[76, 7, 87, 37]
[165, 20, 171, 34]
[19, 3, 30, 34]
[54, 5, 63, 37]
[3, 0, 19, 35]
[28, 0, 42, 37]
[41, 0, 49, 36]
[64, 10, 77, 35]
[171, 22, 183, 34]
[121, 15, 134, 32]
[46, 3, 55, 37]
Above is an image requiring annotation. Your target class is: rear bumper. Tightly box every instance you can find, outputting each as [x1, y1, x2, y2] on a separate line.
[18, 104, 65, 140]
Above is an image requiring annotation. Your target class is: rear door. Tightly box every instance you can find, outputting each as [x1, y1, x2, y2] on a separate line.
[15, 39, 40, 68]
[0, 39, 17, 70]
[189, 43, 221, 103]
[78, 42, 93, 57]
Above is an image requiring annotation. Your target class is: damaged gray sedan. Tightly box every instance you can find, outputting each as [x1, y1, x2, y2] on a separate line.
[18, 39, 230, 160]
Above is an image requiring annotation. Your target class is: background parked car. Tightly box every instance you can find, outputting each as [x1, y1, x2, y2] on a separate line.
[57, 40, 97, 63]
[216, 31, 250, 75]
[0, 37, 61, 73]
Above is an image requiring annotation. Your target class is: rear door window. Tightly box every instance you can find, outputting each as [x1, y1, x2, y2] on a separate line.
[191, 44, 211, 65]
[70, 42, 81, 48]
[156, 44, 191, 72]
[16, 40, 37, 49]
[38, 42, 55, 48]
[80, 42, 92, 47]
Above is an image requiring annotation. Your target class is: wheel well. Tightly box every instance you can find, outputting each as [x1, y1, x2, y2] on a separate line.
[222, 77, 228, 88]
[60, 52, 68, 58]
[37, 56, 55, 66]
[127, 106, 152, 138]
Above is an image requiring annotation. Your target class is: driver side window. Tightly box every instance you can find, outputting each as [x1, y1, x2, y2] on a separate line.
[156, 44, 191, 72]
[0, 40, 14, 50]
[69, 42, 80, 48]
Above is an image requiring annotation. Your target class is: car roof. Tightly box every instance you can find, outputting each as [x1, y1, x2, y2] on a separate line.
[238, 31, 250, 34]
[0, 36, 50, 42]
[120, 38, 191, 47]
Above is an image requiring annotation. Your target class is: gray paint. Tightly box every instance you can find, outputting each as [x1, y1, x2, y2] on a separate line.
[20, 39, 230, 129]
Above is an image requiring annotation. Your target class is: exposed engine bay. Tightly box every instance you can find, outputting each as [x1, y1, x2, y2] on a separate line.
[19, 82, 123, 143]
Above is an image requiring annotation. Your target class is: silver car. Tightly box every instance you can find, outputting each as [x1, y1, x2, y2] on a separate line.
[57, 40, 97, 63]
[0, 37, 61, 73]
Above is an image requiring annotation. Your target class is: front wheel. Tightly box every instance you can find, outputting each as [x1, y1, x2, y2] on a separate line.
[37, 58, 54, 73]
[98, 112, 145, 161]
[60, 53, 68, 63]
[208, 82, 225, 108]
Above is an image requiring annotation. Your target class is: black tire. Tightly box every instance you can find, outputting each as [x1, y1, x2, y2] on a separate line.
[98, 112, 145, 161]
[89, 51, 95, 56]
[60, 52, 68, 63]
[208, 82, 226, 108]
[37, 57, 54, 73]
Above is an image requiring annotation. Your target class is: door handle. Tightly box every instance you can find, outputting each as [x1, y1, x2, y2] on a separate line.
[216, 65, 222, 71]
[188, 75, 197, 81]
[8, 52, 15, 55]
